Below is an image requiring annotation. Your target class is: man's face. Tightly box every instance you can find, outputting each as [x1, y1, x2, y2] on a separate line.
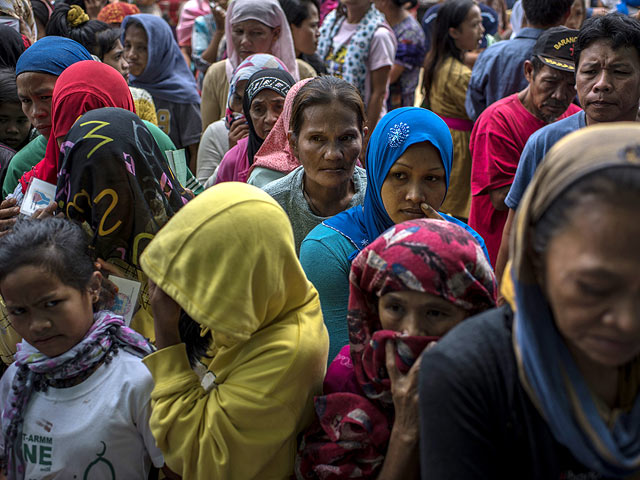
[576, 39, 640, 124]
[526, 62, 577, 123]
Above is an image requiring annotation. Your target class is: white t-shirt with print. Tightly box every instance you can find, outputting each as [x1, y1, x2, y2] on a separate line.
[0, 351, 163, 479]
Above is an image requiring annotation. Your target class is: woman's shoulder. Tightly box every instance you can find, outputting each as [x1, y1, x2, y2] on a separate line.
[204, 59, 228, 83]
[262, 165, 304, 196]
[301, 221, 356, 266]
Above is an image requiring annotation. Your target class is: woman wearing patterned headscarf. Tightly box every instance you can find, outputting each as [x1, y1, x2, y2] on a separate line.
[197, 53, 290, 185]
[296, 218, 496, 479]
[419, 124, 640, 479]
[215, 68, 294, 184]
[300, 107, 488, 362]
[200, 0, 313, 130]
[0, 0, 36, 42]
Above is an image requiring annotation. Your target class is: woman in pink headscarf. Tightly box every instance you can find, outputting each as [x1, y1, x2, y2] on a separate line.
[201, 0, 317, 130]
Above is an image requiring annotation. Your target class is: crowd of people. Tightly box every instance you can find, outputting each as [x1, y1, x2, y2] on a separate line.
[0, 0, 639, 478]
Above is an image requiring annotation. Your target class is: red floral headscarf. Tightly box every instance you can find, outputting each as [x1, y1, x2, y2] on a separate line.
[296, 219, 497, 479]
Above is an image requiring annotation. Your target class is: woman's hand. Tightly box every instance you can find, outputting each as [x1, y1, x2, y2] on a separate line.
[420, 202, 444, 221]
[0, 198, 19, 237]
[228, 118, 249, 148]
[32, 201, 59, 220]
[386, 340, 425, 440]
[211, 1, 226, 31]
[148, 279, 182, 349]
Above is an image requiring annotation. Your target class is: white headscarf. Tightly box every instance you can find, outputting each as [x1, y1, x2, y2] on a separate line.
[224, 0, 299, 81]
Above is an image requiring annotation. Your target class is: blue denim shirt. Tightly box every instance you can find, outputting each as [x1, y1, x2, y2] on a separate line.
[465, 28, 543, 121]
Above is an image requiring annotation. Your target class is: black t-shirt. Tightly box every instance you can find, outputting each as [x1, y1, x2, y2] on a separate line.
[419, 305, 609, 480]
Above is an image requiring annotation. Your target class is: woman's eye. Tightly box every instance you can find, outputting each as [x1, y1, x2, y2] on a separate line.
[340, 135, 355, 142]
[44, 300, 60, 308]
[426, 309, 446, 318]
[576, 281, 611, 297]
[425, 175, 440, 183]
[392, 172, 406, 180]
[311, 135, 322, 142]
[8, 307, 25, 316]
[386, 303, 404, 314]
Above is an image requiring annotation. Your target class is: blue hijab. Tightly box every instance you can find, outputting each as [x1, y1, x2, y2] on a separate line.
[16, 36, 93, 76]
[323, 107, 488, 260]
[121, 14, 200, 105]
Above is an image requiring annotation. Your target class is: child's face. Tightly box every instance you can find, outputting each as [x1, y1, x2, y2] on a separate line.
[1, 265, 100, 358]
[0, 101, 31, 150]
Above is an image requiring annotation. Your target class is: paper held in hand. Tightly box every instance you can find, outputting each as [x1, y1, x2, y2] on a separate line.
[20, 178, 57, 217]
[109, 275, 142, 326]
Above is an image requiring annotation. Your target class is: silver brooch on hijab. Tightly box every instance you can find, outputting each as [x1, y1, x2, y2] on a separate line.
[388, 122, 410, 148]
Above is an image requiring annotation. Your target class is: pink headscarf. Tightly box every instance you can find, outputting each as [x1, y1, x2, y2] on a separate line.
[224, 0, 299, 81]
[176, 0, 210, 47]
[249, 78, 311, 176]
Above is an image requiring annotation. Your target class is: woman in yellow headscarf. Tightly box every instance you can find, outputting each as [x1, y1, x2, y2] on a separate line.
[139, 182, 329, 479]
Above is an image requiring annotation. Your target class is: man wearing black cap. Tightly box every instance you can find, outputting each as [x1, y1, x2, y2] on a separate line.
[468, 26, 581, 267]
[494, 13, 640, 289]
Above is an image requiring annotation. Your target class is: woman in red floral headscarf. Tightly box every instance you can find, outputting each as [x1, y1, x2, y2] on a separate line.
[296, 218, 497, 480]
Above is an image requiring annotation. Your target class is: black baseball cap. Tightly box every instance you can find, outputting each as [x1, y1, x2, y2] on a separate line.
[532, 26, 579, 72]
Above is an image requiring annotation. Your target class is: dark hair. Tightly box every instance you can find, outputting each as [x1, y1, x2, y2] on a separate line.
[0, 217, 96, 290]
[94, 27, 121, 59]
[529, 55, 546, 76]
[30, 0, 52, 30]
[290, 76, 366, 137]
[422, 0, 475, 101]
[278, 0, 319, 27]
[522, 0, 572, 28]
[0, 68, 19, 104]
[532, 167, 640, 273]
[392, 0, 418, 7]
[574, 13, 640, 68]
[46, 3, 111, 54]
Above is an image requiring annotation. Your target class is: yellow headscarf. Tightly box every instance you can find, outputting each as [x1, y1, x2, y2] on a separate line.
[140, 182, 321, 348]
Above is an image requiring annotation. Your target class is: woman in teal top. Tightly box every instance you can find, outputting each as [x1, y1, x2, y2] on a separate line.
[300, 107, 489, 362]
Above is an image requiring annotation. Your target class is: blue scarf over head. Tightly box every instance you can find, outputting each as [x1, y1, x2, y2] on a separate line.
[323, 106, 488, 261]
[16, 36, 93, 76]
[122, 14, 200, 105]
[507, 123, 640, 478]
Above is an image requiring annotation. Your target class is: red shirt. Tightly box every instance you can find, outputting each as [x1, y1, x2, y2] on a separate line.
[468, 94, 581, 266]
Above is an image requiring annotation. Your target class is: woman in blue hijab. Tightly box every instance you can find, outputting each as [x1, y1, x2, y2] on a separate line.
[299, 107, 488, 362]
[2, 36, 93, 198]
[122, 14, 202, 171]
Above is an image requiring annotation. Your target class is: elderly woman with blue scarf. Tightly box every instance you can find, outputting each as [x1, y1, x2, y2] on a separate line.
[300, 107, 488, 362]
[122, 14, 202, 172]
[419, 124, 640, 479]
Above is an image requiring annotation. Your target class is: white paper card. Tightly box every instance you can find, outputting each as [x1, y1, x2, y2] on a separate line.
[20, 178, 56, 216]
[109, 276, 142, 326]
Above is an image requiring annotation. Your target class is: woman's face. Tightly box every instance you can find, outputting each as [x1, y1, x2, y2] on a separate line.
[291, 101, 363, 190]
[565, 0, 586, 30]
[231, 20, 281, 60]
[380, 141, 447, 224]
[378, 290, 467, 337]
[450, 5, 484, 52]
[0, 101, 31, 149]
[290, 2, 320, 56]
[249, 89, 285, 139]
[16, 72, 57, 139]
[123, 24, 148, 77]
[1, 265, 99, 358]
[103, 39, 130, 81]
[229, 79, 248, 112]
[544, 200, 640, 369]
